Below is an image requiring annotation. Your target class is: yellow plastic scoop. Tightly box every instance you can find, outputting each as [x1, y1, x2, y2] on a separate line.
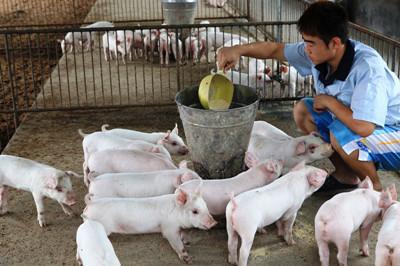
[198, 67, 234, 110]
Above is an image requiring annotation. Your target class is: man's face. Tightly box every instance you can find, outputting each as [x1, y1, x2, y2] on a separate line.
[302, 34, 335, 65]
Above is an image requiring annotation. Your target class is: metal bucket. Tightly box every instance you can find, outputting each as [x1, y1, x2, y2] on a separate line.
[162, 0, 197, 25]
[176, 85, 259, 179]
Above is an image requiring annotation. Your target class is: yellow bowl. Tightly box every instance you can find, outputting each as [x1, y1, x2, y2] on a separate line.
[198, 71, 234, 110]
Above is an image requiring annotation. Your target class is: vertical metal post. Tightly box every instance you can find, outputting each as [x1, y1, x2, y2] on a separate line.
[247, 0, 251, 21]
[4, 34, 19, 129]
[176, 28, 181, 93]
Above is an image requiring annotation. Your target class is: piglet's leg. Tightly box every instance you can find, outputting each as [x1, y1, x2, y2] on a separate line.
[316, 238, 330, 266]
[32, 192, 46, 227]
[180, 230, 190, 245]
[0, 186, 9, 215]
[163, 228, 192, 264]
[359, 222, 373, 256]
[59, 202, 74, 216]
[238, 229, 256, 266]
[336, 237, 350, 266]
[227, 220, 239, 265]
[282, 213, 297, 245]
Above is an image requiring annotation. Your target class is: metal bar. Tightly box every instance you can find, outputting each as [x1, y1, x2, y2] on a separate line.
[4, 34, 19, 129]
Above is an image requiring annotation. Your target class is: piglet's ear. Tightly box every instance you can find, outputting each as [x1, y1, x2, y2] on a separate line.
[194, 180, 203, 196]
[180, 172, 195, 183]
[295, 141, 306, 155]
[388, 183, 397, 201]
[378, 190, 392, 209]
[45, 175, 59, 189]
[358, 176, 373, 190]
[307, 169, 327, 187]
[172, 123, 179, 135]
[244, 152, 259, 168]
[163, 131, 171, 140]
[280, 65, 288, 73]
[175, 188, 188, 206]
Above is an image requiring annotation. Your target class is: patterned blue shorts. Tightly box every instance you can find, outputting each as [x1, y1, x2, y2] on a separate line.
[302, 97, 400, 171]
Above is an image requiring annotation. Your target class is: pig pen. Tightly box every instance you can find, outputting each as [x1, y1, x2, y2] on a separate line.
[1, 105, 399, 266]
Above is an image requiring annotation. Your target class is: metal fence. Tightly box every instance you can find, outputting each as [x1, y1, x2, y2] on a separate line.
[0, 0, 250, 28]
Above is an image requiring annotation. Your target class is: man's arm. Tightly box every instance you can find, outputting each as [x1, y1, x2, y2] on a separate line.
[217, 42, 286, 71]
[314, 95, 376, 137]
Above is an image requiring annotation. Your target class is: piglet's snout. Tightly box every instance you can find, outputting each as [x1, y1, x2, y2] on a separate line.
[66, 191, 77, 206]
[179, 146, 189, 155]
[204, 215, 217, 229]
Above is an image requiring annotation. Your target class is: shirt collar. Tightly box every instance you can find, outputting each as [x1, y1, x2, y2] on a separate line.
[315, 39, 355, 87]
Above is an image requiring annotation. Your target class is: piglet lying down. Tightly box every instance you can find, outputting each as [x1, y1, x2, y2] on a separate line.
[0, 155, 80, 227]
[83, 185, 217, 264]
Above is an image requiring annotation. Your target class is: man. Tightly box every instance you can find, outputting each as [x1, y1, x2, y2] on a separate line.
[217, 1, 400, 191]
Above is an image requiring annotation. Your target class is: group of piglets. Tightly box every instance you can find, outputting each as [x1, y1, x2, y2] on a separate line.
[246, 121, 400, 266]
[76, 119, 337, 265]
[1, 119, 397, 266]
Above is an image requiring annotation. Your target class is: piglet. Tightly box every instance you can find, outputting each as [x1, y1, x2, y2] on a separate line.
[248, 122, 333, 173]
[375, 184, 399, 266]
[314, 177, 382, 266]
[251, 120, 291, 141]
[0, 155, 80, 227]
[79, 129, 171, 185]
[226, 69, 271, 90]
[83, 184, 217, 263]
[179, 154, 282, 216]
[226, 162, 327, 266]
[88, 166, 201, 198]
[101, 123, 189, 155]
[86, 149, 177, 176]
[76, 219, 121, 266]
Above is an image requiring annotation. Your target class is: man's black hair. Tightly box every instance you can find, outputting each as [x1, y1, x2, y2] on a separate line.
[297, 1, 349, 46]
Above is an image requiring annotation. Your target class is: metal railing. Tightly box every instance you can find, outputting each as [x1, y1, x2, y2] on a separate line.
[0, 0, 250, 28]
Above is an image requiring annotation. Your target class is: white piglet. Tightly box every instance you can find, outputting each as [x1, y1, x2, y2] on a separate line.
[101, 124, 189, 155]
[158, 28, 170, 65]
[226, 69, 271, 89]
[76, 219, 121, 266]
[0, 155, 80, 227]
[226, 162, 327, 266]
[86, 149, 177, 175]
[375, 184, 399, 266]
[314, 177, 383, 266]
[251, 120, 291, 141]
[248, 122, 333, 173]
[179, 154, 282, 216]
[88, 166, 201, 198]
[83, 185, 217, 263]
[79, 129, 171, 185]
[102, 32, 118, 62]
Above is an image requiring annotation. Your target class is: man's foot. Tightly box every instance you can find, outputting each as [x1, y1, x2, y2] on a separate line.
[317, 175, 358, 193]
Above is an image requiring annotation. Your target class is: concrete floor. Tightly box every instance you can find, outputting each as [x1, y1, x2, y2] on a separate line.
[1, 106, 399, 266]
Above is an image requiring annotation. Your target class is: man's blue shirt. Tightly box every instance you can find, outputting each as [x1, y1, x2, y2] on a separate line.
[284, 39, 400, 127]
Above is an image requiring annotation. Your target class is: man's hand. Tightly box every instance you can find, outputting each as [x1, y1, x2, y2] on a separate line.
[216, 46, 241, 72]
[313, 94, 336, 112]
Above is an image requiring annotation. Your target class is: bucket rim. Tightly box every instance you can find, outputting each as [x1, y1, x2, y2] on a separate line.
[175, 88, 259, 113]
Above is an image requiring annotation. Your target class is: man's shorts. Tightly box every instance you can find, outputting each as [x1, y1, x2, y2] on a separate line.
[302, 97, 400, 171]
